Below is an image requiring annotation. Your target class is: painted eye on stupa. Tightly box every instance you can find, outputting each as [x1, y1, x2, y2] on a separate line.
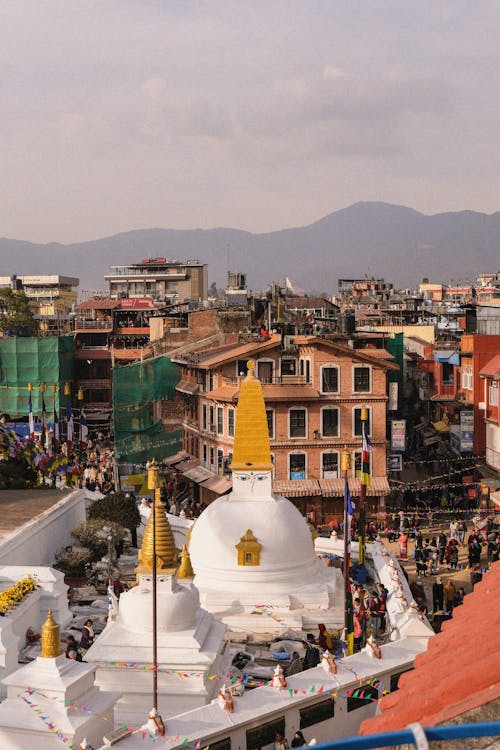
[239, 475, 248, 481]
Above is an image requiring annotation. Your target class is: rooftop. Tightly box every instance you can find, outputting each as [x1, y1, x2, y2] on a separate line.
[360, 561, 500, 734]
[0, 490, 68, 542]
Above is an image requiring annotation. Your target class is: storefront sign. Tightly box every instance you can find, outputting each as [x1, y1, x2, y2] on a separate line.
[388, 454, 403, 471]
[460, 410, 474, 452]
[391, 420, 406, 451]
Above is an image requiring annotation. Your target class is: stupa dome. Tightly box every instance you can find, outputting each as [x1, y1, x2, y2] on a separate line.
[119, 576, 200, 633]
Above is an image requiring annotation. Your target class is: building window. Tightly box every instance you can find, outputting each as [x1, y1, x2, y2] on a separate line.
[210, 446, 215, 471]
[300, 698, 335, 728]
[198, 371, 207, 392]
[206, 738, 231, 750]
[237, 359, 249, 376]
[266, 408, 274, 438]
[209, 371, 214, 391]
[489, 384, 498, 406]
[354, 407, 371, 436]
[217, 406, 224, 434]
[347, 685, 379, 711]
[228, 408, 235, 437]
[246, 718, 285, 750]
[202, 443, 208, 467]
[202, 404, 207, 430]
[321, 366, 339, 393]
[322, 407, 339, 437]
[322, 452, 339, 478]
[217, 448, 224, 474]
[462, 368, 473, 390]
[300, 358, 311, 383]
[442, 363, 454, 385]
[281, 358, 296, 376]
[257, 360, 273, 383]
[353, 366, 371, 393]
[209, 405, 215, 431]
[289, 453, 306, 479]
[289, 408, 307, 438]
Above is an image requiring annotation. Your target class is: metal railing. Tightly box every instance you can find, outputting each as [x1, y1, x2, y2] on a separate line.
[313, 722, 500, 749]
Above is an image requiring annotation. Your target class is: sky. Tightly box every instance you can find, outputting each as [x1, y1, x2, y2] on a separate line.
[1, 1, 499, 243]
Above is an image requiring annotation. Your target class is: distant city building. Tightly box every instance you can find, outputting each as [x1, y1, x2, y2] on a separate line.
[104, 258, 208, 305]
[0, 274, 79, 334]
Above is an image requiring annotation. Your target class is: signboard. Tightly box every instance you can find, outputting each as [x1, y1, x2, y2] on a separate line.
[391, 420, 406, 451]
[119, 298, 157, 309]
[460, 410, 474, 452]
[388, 382, 398, 411]
[388, 454, 403, 472]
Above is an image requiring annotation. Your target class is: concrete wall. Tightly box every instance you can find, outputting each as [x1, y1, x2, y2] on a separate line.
[0, 489, 87, 566]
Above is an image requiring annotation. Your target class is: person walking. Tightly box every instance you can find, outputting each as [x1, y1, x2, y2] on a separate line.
[432, 576, 444, 612]
[443, 580, 456, 614]
[438, 531, 447, 566]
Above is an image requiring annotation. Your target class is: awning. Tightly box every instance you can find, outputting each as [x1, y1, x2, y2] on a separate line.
[272, 479, 321, 497]
[175, 381, 199, 395]
[164, 450, 189, 466]
[183, 466, 214, 483]
[319, 477, 391, 497]
[201, 475, 232, 495]
[434, 350, 460, 365]
[176, 458, 200, 473]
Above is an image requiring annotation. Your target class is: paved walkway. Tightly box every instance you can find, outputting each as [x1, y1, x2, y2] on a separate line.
[0, 489, 65, 541]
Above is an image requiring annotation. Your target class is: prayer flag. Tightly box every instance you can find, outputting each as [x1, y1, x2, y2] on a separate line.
[28, 392, 35, 441]
[361, 424, 372, 487]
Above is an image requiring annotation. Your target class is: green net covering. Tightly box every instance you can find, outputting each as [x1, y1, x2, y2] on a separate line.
[113, 355, 181, 463]
[0, 336, 74, 417]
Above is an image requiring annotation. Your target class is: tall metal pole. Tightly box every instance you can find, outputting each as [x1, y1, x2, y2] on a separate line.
[358, 406, 369, 567]
[342, 451, 354, 656]
[148, 460, 160, 711]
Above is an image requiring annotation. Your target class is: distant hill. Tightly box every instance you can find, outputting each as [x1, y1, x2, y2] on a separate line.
[0, 202, 499, 294]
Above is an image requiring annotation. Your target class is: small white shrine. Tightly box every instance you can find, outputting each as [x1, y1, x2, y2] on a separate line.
[85, 495, 228, 726]
[189, 360, 343, 633]
[0, 610, 118, 750]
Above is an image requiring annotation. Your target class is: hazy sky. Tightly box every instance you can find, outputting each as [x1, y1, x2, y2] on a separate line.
[1, 1, 498, 243]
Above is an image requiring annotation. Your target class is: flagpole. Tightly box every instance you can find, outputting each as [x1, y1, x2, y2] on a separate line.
[359, 406, 369, 566]
[342, 450, 354, 656]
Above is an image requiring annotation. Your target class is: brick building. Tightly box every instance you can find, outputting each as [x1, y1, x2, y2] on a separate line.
[172, 334, 397, 522]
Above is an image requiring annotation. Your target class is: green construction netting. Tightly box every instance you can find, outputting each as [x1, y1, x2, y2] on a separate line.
[0, 336, 74, 417]
[113, 355, 181, 463]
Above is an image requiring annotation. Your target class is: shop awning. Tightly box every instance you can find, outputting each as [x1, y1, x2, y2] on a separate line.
[319, 477, 391, 497]
[201, 475, 232, 495]
[177, 458, 200, 473]
[183, 466, 214, 483]
[175, 381, 199, 395]
[272, 479, 321, 497]
[164, 450, 189, 466]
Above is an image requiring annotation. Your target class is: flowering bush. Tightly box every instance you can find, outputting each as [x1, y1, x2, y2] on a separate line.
[0, 575, 37, 615]
[54, 546, 93, 577]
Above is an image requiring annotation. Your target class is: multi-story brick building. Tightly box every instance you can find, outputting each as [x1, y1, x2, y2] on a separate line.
[172, 334, 398, 522]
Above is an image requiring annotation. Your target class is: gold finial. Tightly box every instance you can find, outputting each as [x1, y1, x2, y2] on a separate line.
[341, 451, 351, 473]
[136, 495, 177, 575]
[231, 360, 273, 471]
[177, 544, 194, 579]
[41, 609, 61, 658]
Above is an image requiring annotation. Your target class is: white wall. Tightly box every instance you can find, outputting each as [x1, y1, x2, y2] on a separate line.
[0, 489, 87, 566]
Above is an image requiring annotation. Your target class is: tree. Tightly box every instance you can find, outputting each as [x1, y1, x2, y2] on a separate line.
[88, 492, 141, 547]
[0, 288, 38, 336]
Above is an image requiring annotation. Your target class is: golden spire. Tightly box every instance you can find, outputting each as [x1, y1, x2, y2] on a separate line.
[41, 609, 61, 658]
[177, 544, 194, 579]
[136, 495, 178, 575]
[231, 360, 273, 471]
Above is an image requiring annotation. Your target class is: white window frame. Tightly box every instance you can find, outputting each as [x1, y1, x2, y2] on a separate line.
[489, 382, 498, 406]
[299, 357, 312, 383]
[462, 368, 473, 391]
[353, 364, 372, 394]
[256, 358, 274, 384]
[266, 407, 275, 439]
[321, 450, 340, 478]
[288, 406, 308, 439]
[280, 357, 297, 376]
[320, 364, 340, 394]
[228, 407, 235, 437]
[352, 406, 372, 437]
[320, 406, 340, 437]
[288, 451, 307, 480]
[217, 406, 224, 435]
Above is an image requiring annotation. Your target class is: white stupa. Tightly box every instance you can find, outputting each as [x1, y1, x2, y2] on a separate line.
[0, 610, 118, 750]
[189, 360, 343, 633]
[85, 495, 228, 727]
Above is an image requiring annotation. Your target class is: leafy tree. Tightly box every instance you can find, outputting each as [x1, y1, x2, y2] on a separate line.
[88, 492, 141, 530]
[71, 519, 126, 560]
[0, 288, 38, 336]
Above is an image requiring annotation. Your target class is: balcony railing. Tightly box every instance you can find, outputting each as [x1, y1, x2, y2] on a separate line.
[76, 379, 111, 389]
[222, 374, 310, 386]
[73, 319, 113, 330]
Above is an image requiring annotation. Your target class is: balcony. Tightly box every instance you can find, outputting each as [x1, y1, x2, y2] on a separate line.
[111, 346, 154, 361]
[222, 374, 309, 386]
[73, 319, 113, 332]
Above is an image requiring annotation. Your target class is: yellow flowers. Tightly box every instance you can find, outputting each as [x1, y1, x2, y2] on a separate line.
[0, 575, 37, 616]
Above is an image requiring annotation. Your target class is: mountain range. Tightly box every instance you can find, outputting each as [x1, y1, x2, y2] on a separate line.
[1, 202, 499, 294]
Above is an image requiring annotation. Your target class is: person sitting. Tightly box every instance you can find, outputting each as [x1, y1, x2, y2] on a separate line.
[291, 731, 307, 748]
[26, 626, 41, 645]
[79, 619, 94, 650]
